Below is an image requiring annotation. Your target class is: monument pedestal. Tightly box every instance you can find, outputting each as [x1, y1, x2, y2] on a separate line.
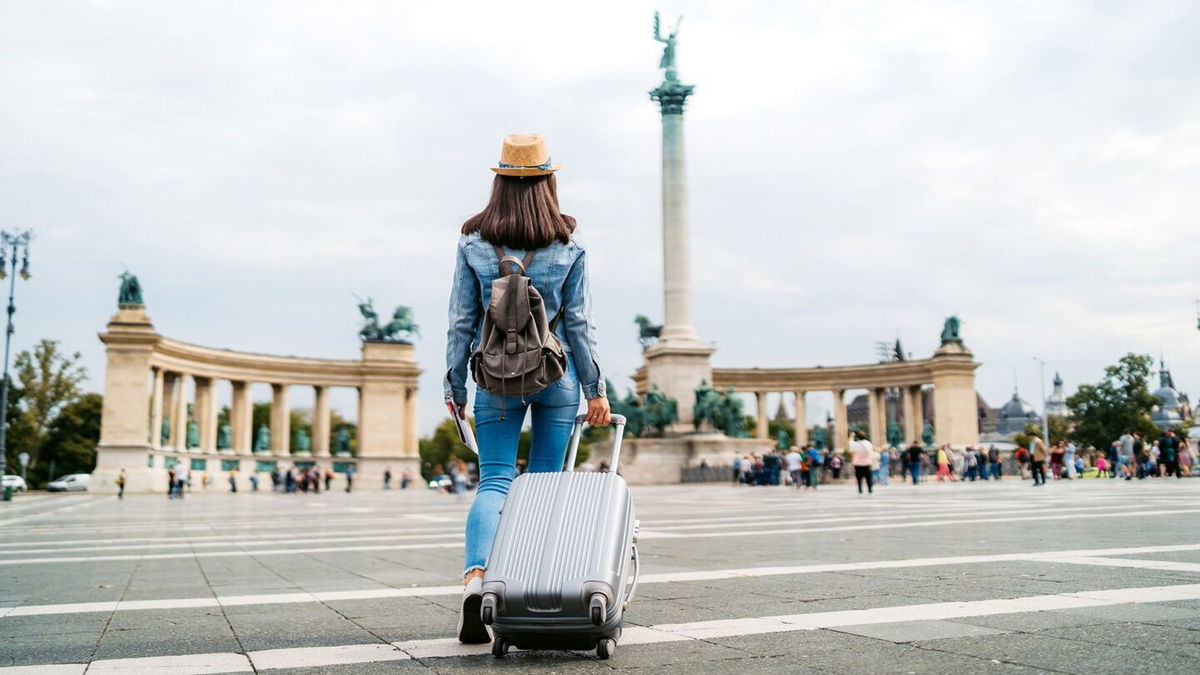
[635, 341, 715, 432]
[619, 435, 774, 485]
[930, 341, 980, 448]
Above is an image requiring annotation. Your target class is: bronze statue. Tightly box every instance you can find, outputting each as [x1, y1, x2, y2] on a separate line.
[886, 421, 902, 448]
[635, 314, 662, 351]
[718, 388, 747, 438]
[117, 270, 144, 306]
[254, 423, 270, 452]
[295, 428, 311, 453]
[217, 424, 232, 450]
[812, 426, 827, 450]
[186, 419, 199, 449]
[160, 419, 170, 446]
[693, 379, 718, 431]
[922, 421, 935, 447]
[336, 428, 351, 456]
[940, 315, 962, 344]
[357, 296, 420, 342]
[653, 11, 683, 74]
[643, 384, 679, 435]
[776, 429, 790, 450]
[608, 381, 647, 438]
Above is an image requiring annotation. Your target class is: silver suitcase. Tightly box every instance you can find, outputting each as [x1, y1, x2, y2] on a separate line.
[480, 413, 639, 660]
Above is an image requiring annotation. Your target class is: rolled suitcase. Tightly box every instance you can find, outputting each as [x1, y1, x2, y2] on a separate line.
[480, 413, 639, 660]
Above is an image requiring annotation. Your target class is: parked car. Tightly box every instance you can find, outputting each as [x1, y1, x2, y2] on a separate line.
[46, 473, 90, 492]
[2, 475, 26, 493]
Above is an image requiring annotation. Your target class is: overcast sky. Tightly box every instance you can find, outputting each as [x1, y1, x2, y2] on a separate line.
[2, 0, 1198, 433]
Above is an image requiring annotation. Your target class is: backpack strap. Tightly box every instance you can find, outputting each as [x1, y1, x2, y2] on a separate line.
[492, 244, 537, 277]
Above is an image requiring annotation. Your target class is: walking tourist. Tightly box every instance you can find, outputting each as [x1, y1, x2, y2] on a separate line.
[401, 468, 413, 489]
[875, 445, 890, 486]
[829, 453, 843, 480]
[1133, 432, 1148, 479]
[806, 446, 821, 488]
[249, 473, 259, 491]
[116, 468, 126, 499]
[1030, 435, 1048, 486]
[976, 446, 989, 481]
[443, 134, 609, 645]
[1179, 439, 1193, 477]
[785, 446, 802, 489]
[324, 468, 333, 492]
[345, 465, 355, 492]
[936, 446, 951, 481]
[964, 447, 978, 481]
[228, 468, 238, 493]
[384, 467, 393, 490]
[850, 431, 875, 495]
[175, 462, 189, 499]
[988, 445, 1001, 479]
[905, 441, 924, 485]
[1159, 430, 1180, 478]
[1063, 440, 1077, 479]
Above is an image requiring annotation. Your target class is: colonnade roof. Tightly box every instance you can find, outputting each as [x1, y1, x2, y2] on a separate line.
[711, 352, 978, 392]
[145, 335, 420, 387]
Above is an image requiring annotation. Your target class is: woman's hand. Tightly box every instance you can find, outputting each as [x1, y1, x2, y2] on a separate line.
[584, 396, 611, 427]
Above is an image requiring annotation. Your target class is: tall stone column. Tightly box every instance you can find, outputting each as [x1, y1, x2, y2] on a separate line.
[312, 385, 331, 457]
[755, 392, 769, 440]
[640, 58, 714, 431]
[405, 385, 420, 457]
[903, 386, 919, 445]
[194, 377, 217, 454]
[832, 389, 849, 452]
[149, 367, 164, 447]
[173, 374, 189, 453]
[794, 391, 808, 446]
[162, 372, 177, 448]
[231, 381, 253, 455]
[270, 383, 290, 456]
[93, 306, 160, 493]
[867, 387, 884, 447]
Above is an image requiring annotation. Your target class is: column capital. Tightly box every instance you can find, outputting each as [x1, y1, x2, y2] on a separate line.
[649, 76, 695, 115]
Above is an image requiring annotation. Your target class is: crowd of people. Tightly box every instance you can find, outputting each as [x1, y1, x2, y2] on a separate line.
[162, 462, 423, 497]
[729, 427, 1196, 492]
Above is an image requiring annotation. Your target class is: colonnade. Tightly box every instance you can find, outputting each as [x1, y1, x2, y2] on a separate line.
[92, 305, 422, 493]
[747, 385, 927, 450]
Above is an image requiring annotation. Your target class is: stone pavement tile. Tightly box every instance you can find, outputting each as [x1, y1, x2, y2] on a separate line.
[711, 628, 1026, 674]
[830, 619, 1009, 643]
[1058, 603, 1200, 625]
[90, 628, 241, 660]
[915, 631, 1199, 674]
[618, 654, 831, 674]
[0, 612, 111, 638]
[955, 609, 1110, 632]
[105, 607, 230, 632]
[623, 598, 744, 625]
[259, 661, 433, 673]
[1039, 622, 1200, 657]
[0, 631, 98, 667]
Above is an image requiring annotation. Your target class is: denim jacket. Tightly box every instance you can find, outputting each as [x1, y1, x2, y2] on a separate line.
[444, 232, 605, 406]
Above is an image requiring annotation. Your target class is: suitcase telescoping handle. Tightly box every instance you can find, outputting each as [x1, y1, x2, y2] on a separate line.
[564, 413, 627, 472]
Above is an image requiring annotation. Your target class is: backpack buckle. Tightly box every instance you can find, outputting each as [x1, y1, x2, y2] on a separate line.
[505, 328, 518, 354]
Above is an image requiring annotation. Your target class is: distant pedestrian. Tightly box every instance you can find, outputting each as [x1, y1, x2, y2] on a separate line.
[936, 446, 951, 481]
[1030, 436, 1047, 486]
[345, 466, 355, 493]
[229, 468, 238, 493]
[250, 473, 260, 492]
[829, 453, 843, 481]
[850, 431, 875, 495]
[401, 468, 413, 490]
[1159, 430, 1180, 478]
[1063, 441, 1077, 479]
[988, 445, 1001, 480]
[875, 446, 890, 486]
[324, 469, 333, 492]
[384, 468, 393, 490]
[785, 446, 803, 489]
[905, 442, 924, 485]
[1179, 439, 1193, 478]
[806, 446, 821, 488]
[116, 469, 126, 499]
[175, 463, 189, 499]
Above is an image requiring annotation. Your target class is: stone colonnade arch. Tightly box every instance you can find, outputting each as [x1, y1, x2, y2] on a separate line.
[91, 306, 421, 493]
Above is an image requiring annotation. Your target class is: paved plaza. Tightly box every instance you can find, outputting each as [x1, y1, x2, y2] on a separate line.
[3, 479, 1200, 673]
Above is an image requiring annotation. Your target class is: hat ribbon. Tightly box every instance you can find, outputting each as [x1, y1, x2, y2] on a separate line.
[498, 157, 554, 170]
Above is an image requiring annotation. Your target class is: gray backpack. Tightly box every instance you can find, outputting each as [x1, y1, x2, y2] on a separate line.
[470, 244, 567, 411]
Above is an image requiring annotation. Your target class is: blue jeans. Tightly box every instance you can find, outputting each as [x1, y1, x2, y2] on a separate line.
[910, 464, 921, 485]
[463, 357, 581, 574]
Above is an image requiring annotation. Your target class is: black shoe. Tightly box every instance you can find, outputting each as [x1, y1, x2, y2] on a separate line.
[457, 577, 491, 644]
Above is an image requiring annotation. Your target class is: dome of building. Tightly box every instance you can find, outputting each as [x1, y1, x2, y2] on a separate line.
[1045, 372, 1069, 418]
[997, 391, 1041, 435]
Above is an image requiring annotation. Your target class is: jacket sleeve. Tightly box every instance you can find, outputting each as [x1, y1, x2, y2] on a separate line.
[444, 240, 481, 406]
[561, 249, 606, 399]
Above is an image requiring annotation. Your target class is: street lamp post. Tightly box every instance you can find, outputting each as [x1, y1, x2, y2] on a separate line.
[1033, 357, 1050, 445]
[0, 230, 32, 501]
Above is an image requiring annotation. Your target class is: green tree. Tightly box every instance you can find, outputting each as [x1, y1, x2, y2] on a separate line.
[1066, 353, 1159, 451]
[9, 340, 87, 472]
[419, 417, 477, 480]
[39, 393, 102, 483]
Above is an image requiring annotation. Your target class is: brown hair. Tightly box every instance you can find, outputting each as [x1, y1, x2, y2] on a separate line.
[462, 174, 576, 250]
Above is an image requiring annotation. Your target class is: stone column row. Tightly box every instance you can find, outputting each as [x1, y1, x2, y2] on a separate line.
[742, 385, 932, 452]
[147, 368, 338, 458]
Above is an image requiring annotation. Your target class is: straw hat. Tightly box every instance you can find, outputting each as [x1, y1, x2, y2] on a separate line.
[491, 134, 562, 176]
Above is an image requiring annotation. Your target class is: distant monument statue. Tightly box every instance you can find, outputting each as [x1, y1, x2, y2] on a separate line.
[335, 428, 352, 456]
[160, 419, 170, 446]
[812, 426, 827, 450]
[718, 387, 747, 438]
[357, 296, 420, 342]
[922, 421, 935, 448]
[776, 429, 790, 450]
[295, 429, 311, 454]
[643, 384, 679, 435]
[940, 315, 962, 345]
[634, 315, 662, 351]
[254, 423, 270, 453]
[117, 270, 144, 307]
[216, 423, 232, 451]
[886, 421, 902, 448]
[653, 11, 683, 75]
[693, 379, 718, 431]
[186, 419, 199, 449]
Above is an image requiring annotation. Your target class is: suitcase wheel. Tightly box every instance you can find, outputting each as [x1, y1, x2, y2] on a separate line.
[492, 638, 510, 659]
[589, 593, 608, 626]
[596, 637, 616, 660]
